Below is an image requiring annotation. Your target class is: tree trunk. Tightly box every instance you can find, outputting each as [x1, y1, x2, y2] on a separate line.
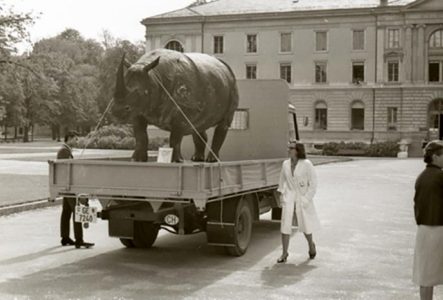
[23, 126, 29, 142]
[3, 125, 6, 141]
[31, 124, 34, 142]
[14, 127, 18, 139]
[56, 125, 61, 142]
[51, 125, 56, 140]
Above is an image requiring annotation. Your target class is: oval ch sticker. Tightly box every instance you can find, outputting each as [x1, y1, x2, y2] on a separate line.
[164, 214, 179, 226]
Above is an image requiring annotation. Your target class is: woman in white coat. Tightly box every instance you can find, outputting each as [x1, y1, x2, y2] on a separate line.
[276, 142, 320, 263]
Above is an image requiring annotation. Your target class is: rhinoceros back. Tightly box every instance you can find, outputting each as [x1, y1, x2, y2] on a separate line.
[138, 49, 238, 134]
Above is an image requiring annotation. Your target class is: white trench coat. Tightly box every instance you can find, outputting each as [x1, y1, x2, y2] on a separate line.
[277, 158, 320, 235]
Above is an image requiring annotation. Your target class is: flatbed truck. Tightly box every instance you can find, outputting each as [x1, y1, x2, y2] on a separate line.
[49, 80, 298, 256]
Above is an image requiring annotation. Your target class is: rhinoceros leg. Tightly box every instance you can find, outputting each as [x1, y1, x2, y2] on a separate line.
[206, 123, 229, 163]
[169, 130, 184, 163]
[191, 131, 207, 162]
[132, 116, 148, 162]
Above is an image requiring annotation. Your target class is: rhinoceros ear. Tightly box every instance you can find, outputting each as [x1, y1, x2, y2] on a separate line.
[143, 57, 160, 73]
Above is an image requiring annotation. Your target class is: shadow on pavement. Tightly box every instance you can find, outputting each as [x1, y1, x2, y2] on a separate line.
[261, 258, 317, 288]
[0, 220, 299, 299]
[0, 246, 72, 266]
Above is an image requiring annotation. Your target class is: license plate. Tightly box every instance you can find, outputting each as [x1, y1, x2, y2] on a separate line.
[75, 205, 97, 223]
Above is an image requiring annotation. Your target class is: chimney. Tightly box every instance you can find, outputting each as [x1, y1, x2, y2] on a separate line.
[380, 0, 388, 6]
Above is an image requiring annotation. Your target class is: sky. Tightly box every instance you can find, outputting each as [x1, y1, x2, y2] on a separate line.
[3, 0, 195, 51]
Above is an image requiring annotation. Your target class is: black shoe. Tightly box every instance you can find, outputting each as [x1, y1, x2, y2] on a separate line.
[61, 238, 75, 246]
[277, 253, 288, 263]
[309, 244, 316, 259]
[75, 241, 95, 249]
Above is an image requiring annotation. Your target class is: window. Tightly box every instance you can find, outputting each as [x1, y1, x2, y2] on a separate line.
[387, 29, 400, 49]
[213, 35, 224, 54]
[315, 62, 327, 83]
[388, 61, 399, 82]
[246, 64, 257, 79]
[230, 109, 249, 130]
[353, 30, 365, 50]
[280, 32, 292, 52]
[429, 61, 442, 82]
[280, 64, 291, 83]
[246, 34, 257, 53]
[352, 62, 365, 83]
[165, 40, 184, 52]
[315, 31, 327, 51]
[387, 107, 398, 131]
[314, 101, 327, 130]
[429, 29, 443, 48]
[351, 101, 365, 130]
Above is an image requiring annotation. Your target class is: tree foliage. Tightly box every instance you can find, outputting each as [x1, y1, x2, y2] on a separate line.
[0, 14, 145, 142]
[0, 1, 34, 56]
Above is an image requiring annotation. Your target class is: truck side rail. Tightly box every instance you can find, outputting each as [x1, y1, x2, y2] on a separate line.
[49, 158, 285, 205]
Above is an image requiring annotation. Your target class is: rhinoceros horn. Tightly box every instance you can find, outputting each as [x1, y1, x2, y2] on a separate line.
[143, 57, 160, 73]
[114, 54, 129, 100]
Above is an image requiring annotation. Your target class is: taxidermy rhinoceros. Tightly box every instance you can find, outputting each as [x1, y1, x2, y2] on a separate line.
[114, 48, 239, 163]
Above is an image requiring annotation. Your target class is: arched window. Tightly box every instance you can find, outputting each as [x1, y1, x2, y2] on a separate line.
[314, 101, 327, 130]
[165, 40, 184, 52]
[351, 101, 365, 130]
[429, 29, 443, 49]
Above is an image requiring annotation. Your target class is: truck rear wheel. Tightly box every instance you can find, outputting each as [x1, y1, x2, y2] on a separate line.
[133, 221, 160, 248]
[225, 199, 253, 256]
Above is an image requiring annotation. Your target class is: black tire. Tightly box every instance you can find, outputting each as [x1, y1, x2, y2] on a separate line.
[133, 221, 160, 248]
[119, 238, 135, 248]
[225, 200, 253, 256]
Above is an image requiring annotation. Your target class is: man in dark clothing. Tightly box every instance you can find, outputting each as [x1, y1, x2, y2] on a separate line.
[58, 132, 94, 249]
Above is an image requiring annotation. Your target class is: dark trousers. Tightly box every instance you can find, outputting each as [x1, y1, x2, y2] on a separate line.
[60, 197, 83, 242]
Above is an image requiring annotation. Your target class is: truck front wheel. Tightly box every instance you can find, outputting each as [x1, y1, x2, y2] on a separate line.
[119, 238, 135, 248]
[133, 221, 160, 248]
[225, 199, 253, 256]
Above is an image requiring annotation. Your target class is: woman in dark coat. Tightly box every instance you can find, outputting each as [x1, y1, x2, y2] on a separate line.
[413, 140, 443, 300]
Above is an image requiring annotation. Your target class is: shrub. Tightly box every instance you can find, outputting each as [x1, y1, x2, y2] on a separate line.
[366, 141, 399, 157]
[69, 125, 169, 150]
[322, 140, 399, 157]
[148, 137, 169, 150]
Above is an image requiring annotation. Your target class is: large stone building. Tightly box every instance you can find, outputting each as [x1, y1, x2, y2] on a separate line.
[142, 0, 443, 155]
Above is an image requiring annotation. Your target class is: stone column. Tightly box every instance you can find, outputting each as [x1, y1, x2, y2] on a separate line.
[145, 35, 153, 52]
[376, 27, 385, 83]
[185, 36, 193, 52]
[404, 25, 413, 83]
[416, 24, 426, 82]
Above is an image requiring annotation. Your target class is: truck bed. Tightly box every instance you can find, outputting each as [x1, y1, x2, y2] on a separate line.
[49, 158, 284, 207]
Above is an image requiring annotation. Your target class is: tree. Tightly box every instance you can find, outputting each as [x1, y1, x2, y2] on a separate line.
[96, 37, 144, 123]
[0, 62, 25, 140]
[31, 29, 103, 139]
[0, 1, 35, 57]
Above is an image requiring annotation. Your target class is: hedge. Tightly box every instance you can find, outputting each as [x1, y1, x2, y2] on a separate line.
[321, 141, 399, 157]
[69, 125, 169, 150]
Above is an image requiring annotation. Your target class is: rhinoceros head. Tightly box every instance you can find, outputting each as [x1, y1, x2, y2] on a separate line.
[114, 54, 160, 113]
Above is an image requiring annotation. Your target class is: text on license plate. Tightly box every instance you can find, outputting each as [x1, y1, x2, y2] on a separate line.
[75, 206, 97, 223]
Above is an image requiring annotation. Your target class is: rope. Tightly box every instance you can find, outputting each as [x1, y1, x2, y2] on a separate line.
[150, 71, 226, 227]
[150, 72, 221, 163]
[79, 98, 115, 158]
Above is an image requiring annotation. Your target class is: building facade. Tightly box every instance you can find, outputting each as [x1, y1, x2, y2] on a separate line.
[142, 0, 443, 155]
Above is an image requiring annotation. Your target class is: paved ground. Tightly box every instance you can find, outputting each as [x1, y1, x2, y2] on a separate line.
[0, 141, 133, 207]
[1, 158, 440, 299]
